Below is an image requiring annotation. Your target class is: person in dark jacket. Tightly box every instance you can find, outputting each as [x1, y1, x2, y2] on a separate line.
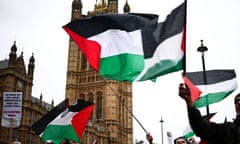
[178, 83, 240, 144]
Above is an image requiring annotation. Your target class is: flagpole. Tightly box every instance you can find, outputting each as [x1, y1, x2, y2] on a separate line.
[197, 40, 209, 116]
[183, 0, 187, 75]
[107, 83, 148, 134]
[10, 118, 13, 144]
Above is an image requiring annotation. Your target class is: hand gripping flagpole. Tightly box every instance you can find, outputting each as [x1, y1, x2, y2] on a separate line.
[107, 83, 148, 134]
[197, 40, 209, 116]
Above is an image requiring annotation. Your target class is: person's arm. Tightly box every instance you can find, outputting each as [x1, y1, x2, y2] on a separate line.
[178, 83, 229, 143]
[178, 83, 208, 133]
[146, 133, 153, 144]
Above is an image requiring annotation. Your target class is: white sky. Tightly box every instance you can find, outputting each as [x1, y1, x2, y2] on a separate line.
[1, 0, 240, 144]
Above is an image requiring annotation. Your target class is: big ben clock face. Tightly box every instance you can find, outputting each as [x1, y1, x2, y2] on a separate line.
[17, 80, 23, 88]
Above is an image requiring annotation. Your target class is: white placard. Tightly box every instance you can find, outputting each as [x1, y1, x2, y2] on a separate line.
[2, 92, 22, 119]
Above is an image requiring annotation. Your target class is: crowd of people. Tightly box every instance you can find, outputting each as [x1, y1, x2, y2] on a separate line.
[145, 83, 240, 144]
[146, 133, 198, 144]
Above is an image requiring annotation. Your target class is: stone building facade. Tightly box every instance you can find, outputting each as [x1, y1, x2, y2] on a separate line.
[0, 41, 53, 144]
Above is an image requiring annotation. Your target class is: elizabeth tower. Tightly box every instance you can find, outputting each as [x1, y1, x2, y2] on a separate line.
[65, 0, 133, 144]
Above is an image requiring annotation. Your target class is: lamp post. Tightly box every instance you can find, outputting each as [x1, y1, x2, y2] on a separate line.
[197, 40, 209, 116]
[160, 117, 164, 144]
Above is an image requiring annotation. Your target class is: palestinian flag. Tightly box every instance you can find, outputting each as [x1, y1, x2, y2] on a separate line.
[32, 99, 94, 143]
[135, 1, 186, 81]
[184, 69, 237, 108]
[63, 1, 186, 82]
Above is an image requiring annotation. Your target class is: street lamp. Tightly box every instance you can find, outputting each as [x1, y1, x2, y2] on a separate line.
[197, 40, 209, 116]
[160, 117, 164, 144]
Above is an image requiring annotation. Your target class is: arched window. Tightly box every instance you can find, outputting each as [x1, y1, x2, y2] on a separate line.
[88, 92, 94, 103]
[81, 54, 87, 70]
[88, 92, 94, 120]
[96, 91, 103, 119]
[79, 93, 85, 100]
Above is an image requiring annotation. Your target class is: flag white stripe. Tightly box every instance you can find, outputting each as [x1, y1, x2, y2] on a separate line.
[135, 32, 183, 81]
[48, 111, 76, 125]
[197, 78, 238, 96]
[89, 29, 144, 58]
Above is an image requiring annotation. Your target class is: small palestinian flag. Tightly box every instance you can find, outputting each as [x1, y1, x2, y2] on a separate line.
[184, 69, 237, 108]
[32, 99, 94, 144]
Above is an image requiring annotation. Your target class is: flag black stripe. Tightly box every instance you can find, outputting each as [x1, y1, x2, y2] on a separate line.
[142, 1, 186, 58]
[69, 99, 94, 112]
[32, 99, 68, 135]
[185, 69, 236, 85]
[63, 13, 158, 38]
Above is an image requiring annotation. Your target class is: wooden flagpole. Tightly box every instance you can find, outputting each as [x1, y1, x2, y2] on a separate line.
[107, 83, 148, 134]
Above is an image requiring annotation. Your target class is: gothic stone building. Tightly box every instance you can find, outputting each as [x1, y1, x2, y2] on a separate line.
[0, 41, 53, 144]
[65, 0, 133, 143]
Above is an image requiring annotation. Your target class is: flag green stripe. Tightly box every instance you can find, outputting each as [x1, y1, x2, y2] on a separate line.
[137, 57, 184, 81]
[194, 90, 235, 108]
[41, 125, 79, 143]
[184, 131, 195, 139]
[99, 53, 144, 81]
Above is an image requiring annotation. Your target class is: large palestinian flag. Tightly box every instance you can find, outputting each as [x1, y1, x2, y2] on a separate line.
[32, 99, 94, 143]
[63, 1, 186, 82]
[184, 69, 237, 108]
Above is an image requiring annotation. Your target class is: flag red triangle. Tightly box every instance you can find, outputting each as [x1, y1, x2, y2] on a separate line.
[63, 27, 101, 71]
[183, 75, 202, 102]
[71, 104, 95, 138]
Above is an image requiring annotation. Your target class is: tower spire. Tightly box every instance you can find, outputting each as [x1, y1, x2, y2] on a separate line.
[123, 0, 130, 13]
[71, 0, 82, 20]
[27, 53, 35, 79]
[9, 41, 17, 65]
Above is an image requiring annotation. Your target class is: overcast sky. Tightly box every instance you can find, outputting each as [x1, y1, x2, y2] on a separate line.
[1, 0, 240, 143]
